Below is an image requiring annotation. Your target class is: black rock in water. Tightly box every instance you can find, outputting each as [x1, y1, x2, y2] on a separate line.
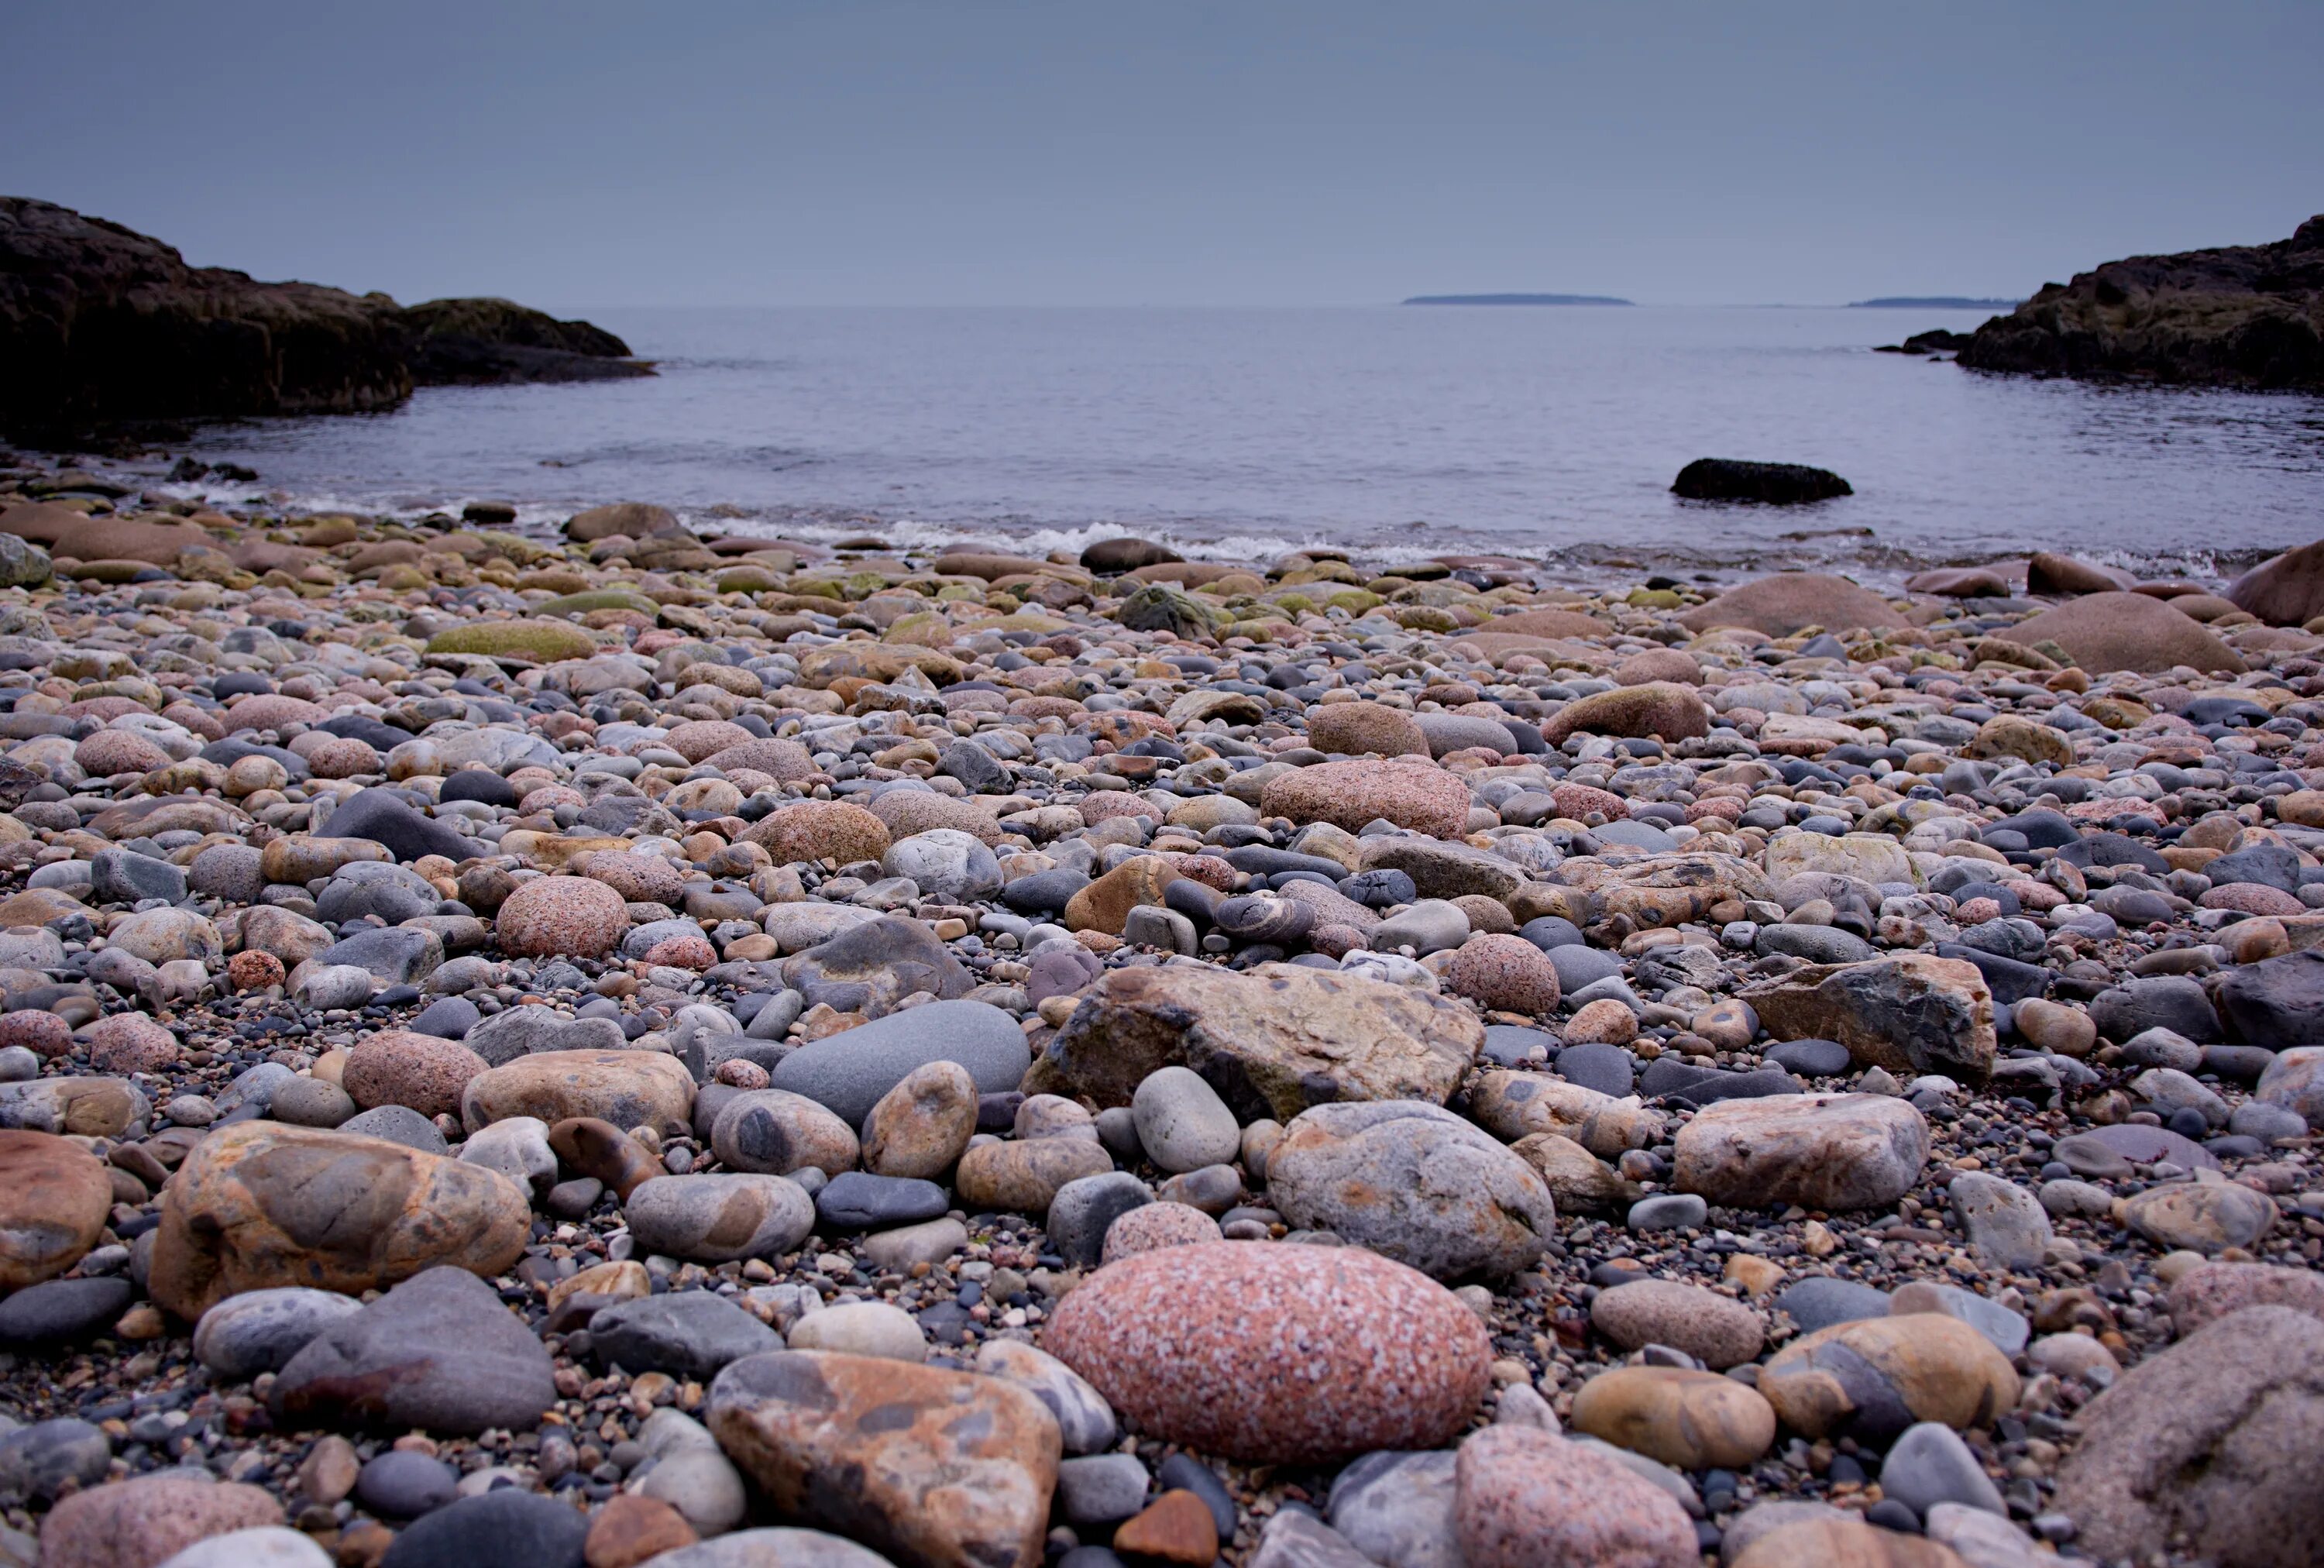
[1671, 458, 1853, 504]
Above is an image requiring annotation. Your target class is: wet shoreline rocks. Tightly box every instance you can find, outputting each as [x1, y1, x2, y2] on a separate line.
[0, 466, 2319, 1566]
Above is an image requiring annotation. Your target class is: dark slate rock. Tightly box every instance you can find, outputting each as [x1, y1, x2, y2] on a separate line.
[1553, 1041, 1636, 1098]
[589, 1291, 780, 1380]
[2091, 976, 2220, 1044]
[1767, 1038, 1852, 1077]
[320, 787, 475, 864]
[91, 848, 187, 904]
[769, 999, 1030, 1125]
[0, 1277, 132, 1349]
[814, 1171, 951, 1231]
[1480, 1025, 1558, 1068]
[1157, 1453, 1239, 1540]
[1337, 869, 1418, 908]
[2216, 949, 2324, 1050]
[1774, 1277, 1891, 1333]
[1547, 946, 1624, 993]
[1987, 810, 2082, 850]
[408, 996, 481, 1040]
[0, 1418, 112, 1505]
[1755, 924, 1877, 965]
[438, 769, 520, 808]
[377, 1488, 589, 1568]
[357, 1450, 460, 1518]
[272, 1267, 556, 1435]
[317, 925, 442, 985]
[1047, 1172, 1153, 1268]
[1640, 1061, 1802, 1108]
[1518, 916, 1587, 951]
[1001, 869, 1089, 914]
[2205, 844, 2302, 892]
[1934, 941, 2051, 1006]
[321, 714, 417, 754]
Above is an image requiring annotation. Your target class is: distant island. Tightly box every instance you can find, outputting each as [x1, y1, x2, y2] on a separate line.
[1848, 296, 2018, 309]
[1401, 293, 1634, 307]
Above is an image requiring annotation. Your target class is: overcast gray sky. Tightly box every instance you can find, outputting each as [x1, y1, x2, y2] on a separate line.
[6, 0, 2319, 308]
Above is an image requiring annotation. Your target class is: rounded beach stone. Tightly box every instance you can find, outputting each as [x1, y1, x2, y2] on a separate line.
[1043, 1240, 1492, 1463]
[460, 1050, 696, 1139]
[1306, 702, 1431, 758]
[711, 1089, 861, 1177]
[1452, 1425, 1697, 1568]
[624, 1174, 815, 1263]
[39, 1473, 286, 1568]
[2168, 1260, 2324, 1335]
[1439, 934, 1562, 1014]
[1590, 1277, 1766, 1368]
[0, 1130, 113, 1289]
[85, 1014, 179, 1075]
[146, 1122, 533, 1319]
[745, 801, 892, 865]
[1673, 1092, 1928, 1211]
[1129, 1065, 1242, 1174]
[341, 1030, 490, 1119]
[493, 875, 630, 958]
[1759, 1313, 2020, 1442]
[0, 1010, 72, 1057]
[859, 1060, 978, 1180]
[954, 1136, 1115, 1214]
[192, 1286, 365, 1378]
[1102, 1201, 1224, 1264]
[74, 729, 174, 775]
[1259, 756, 1472, 838]
[1569, 1365, 1778, 1470]
[1264, 1099, 1557, 1279]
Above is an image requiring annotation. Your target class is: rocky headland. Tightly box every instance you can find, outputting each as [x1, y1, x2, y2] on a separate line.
[1958, 216, 2324, 390]
[0, 462, 2316, 1566]
[0, 198, 648, 441]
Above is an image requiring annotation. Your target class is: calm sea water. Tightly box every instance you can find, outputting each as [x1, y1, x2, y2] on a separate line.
[177, 305, 2324, 584]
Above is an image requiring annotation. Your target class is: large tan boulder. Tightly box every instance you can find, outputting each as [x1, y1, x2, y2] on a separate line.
[1998, 590, 2246, 675]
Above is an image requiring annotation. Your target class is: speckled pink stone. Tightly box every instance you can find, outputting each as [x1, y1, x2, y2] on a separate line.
[701, 738, 817, 782]
[1454, 1425, 1697, 1568]
[2200, 883, 2305, 916]
[1551, 782, 1628, 821]
[1077, 790, 1157, 827]
[493, 875, 630, 958]
[84, 1014, 177, 1074]
[304, 737, 382, 779]
[663, 720, 756, 762]
[642, 934, 718, 971]
[1101, 1202, 1223, 1264]
[221, 693, 331, 733]
[1043, 1240, 1490, 1463]
[72, 730, 174, 776]
[0, 1010, 72, 1058]
[1439, 934, 1562, 1015]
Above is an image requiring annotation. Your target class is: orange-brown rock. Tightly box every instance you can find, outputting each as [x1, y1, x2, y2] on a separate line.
[147, 1122, 531, 1319]
[460, 1050, 696, 1139]
[583, 1493, 700, 1568]
[1111, 1490, 1219, 1567]
[707, 1350, 1061, 1568]
[0, 1129, 113, 1289]
[1759, 1313, 2020, 1441]
[1063, 856, 1182, 934]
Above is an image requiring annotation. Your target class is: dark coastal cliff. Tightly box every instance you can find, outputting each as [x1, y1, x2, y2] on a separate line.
[1958, 216, 2324, 390]
[0, 197, 648, 434]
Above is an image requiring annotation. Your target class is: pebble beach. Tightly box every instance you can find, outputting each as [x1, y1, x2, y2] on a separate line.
[0, 463, 2321, 1568]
